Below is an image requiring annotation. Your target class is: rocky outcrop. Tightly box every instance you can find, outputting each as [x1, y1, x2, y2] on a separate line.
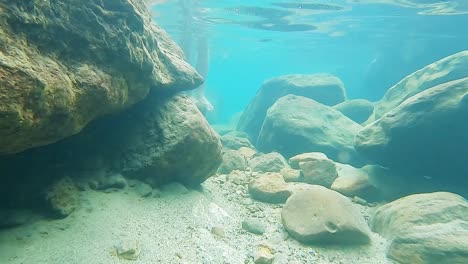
[355, 77, 468, 183]
[237, 74, 346, 141]
[0, 0, 202, 154]
[257, 95, 364, 165]
[109, 95, 223, 186]
[372, 50, 468, 121]
[333, 99, 374, 124]
[370, 192, 468, 264]
[282, 186, 371, 245]
[0, 94, 223, 209]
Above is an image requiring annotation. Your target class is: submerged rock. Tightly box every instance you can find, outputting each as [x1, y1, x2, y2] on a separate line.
[355, 77, 468, 183]
[331, 163, 380, 201]
[290, 152, 338, 188]
[45, 177, 80, 218]
[242, 219, 266, 235]
[333, 99, 374, 124]
[0, 0, 202, 155]
[220, 132, 254, 150]
[237, 74, 346, 141]
[373, 50, 468, 120]
[113, 95, 223, 186]
[248, 152, 289, 173]
[370, 192, 468, 264]
[89, 173, 127, 191]
[114, 239, 141, 261]
[257, 95, 364, 165]
[281, 186, 371, 245]
[248, 173, 292, 204]
[218, 149, 248, 174]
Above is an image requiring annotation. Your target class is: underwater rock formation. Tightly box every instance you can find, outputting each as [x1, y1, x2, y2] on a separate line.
[371, 192, 468, 264]
[237, 74, 346, 141]
[0, 0, 202, 154]
[333, 99, 375, 124]
[103, 94, 223, 186]
[355, 77, 468, 183]
[371, 50, 468, 122]
[257, 95, 363, 165]
[282, 186, 371, 245]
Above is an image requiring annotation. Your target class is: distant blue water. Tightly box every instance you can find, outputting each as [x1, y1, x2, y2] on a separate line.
[152, 1, 468, 124]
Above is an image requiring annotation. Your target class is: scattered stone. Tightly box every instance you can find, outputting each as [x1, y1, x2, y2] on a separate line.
[289, 152, 329, 169]
[239, 147, 257, 160]
[331, 162, 380, 201]
[248, 152, 289, 173]
[45, 177, 80, 218]
[370, 192, 468, 264]
[254, 246, 275, 264]
[211, 226, 225, 238]
[257, 95, 363, 165]
[297, 154, 338, 188]
[114, 239, 140, 260]
[333, 99, 374, 124]
[228, 170, 249, 185]
[248, 173, 292, 204]
[242, 219, 266, 235]
[281, 186, 371, 245]
[218, 149, 248, 174]
[238, 73, 346, 141]
[89, 173, 127, 191]
[279, 168, 302, 182]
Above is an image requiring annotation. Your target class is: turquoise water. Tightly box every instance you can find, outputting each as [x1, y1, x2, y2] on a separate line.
[151, 0, 468, 123]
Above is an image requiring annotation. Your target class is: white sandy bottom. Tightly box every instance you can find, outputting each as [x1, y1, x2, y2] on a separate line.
[0, 177, 392, 264]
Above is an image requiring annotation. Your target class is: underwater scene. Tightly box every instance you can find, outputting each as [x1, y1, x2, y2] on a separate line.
[0, 0, 467, 263]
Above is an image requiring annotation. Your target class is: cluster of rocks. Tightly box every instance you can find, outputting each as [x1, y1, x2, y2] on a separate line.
[224, 50, 468, 263]
[0, 0, 222, 224]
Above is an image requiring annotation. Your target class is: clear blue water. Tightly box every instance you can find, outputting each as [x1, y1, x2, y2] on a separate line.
[151, 0, 468, 123]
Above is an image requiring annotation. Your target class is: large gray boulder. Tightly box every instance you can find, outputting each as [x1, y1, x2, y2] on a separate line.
[372, 50, 468, 121]
[237, 74, 346, 141]
[355, 77, 468, 182]
[371, 192, 468, 264]
[257, 95, 364, 166]
[0, 0, 201, 154]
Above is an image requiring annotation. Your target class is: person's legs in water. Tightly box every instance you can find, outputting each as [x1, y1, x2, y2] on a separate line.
[193, 34, 214, 113]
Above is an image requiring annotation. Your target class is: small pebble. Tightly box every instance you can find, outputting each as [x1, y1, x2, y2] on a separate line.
[242, 219, 266, 235]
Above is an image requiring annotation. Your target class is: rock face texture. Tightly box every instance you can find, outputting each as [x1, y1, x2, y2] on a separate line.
[355, 77, 468, 182]
[333, 99, 374, 124]
[370, 192, 468, 264]
[0, 0, 202, 154]
[282, 186, 371, 245]
[257, 95, 363, 165]
[112, 95, 223, 186]
[372, 50, 468, 120]
[237, 74, 346, 141]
